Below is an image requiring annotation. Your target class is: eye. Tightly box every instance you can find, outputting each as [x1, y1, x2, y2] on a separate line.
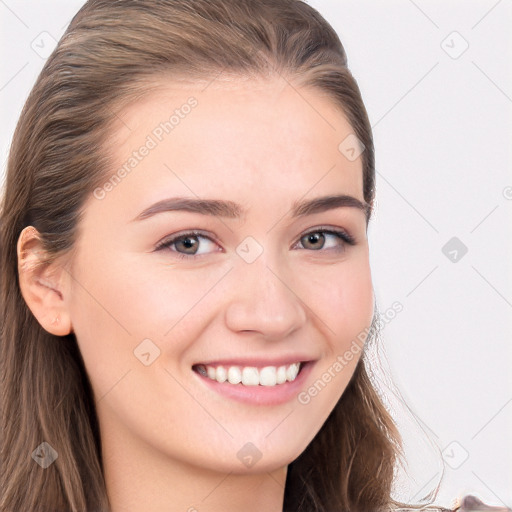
[294, 227, 355, 252]
[155, 230, 221, 259]
[155, 226, 356, 261]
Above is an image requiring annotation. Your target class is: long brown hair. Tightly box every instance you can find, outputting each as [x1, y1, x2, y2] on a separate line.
[1, 1, 441, 511]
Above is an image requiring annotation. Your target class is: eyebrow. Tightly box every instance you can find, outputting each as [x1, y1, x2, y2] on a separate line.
[132, 194, 371, 222]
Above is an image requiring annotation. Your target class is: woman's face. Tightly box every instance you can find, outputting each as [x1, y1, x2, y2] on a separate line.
[64, 76, 374, 474]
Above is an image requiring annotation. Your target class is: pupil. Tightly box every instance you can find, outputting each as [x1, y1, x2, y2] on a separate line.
[180, 236, 197, 252]
[306, 232, 324, 249]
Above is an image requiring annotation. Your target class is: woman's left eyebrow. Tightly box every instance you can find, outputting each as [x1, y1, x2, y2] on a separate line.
[131, 194, 370, 222]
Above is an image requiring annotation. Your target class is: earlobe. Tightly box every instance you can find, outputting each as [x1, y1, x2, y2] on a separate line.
[17, 226, 73, 336]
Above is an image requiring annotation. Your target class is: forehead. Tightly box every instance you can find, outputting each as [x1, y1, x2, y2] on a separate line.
[99, 77, 365, 218]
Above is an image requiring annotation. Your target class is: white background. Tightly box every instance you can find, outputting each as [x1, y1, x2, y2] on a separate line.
[1, 0, 511, 509]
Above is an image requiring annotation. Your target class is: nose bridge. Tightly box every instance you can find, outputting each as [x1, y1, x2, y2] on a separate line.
[223, 252, 307, 340]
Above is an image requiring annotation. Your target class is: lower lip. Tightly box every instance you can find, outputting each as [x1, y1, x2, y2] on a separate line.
[194, 362, 314, 406]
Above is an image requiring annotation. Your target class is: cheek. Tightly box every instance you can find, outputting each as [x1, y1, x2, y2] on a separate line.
[66, 251, 178, 398]
[333, 261, 374, 339]
[67, 250, 226, 390]
[302, 252, 374, 350]
[70, 250, 205, 336]
[292, 256, 373, 436]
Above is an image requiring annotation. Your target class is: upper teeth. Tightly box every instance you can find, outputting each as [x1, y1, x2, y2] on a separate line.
[196, 363, 301, 386]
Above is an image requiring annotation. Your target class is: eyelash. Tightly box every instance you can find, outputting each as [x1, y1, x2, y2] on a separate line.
[154, 226, 356, 261]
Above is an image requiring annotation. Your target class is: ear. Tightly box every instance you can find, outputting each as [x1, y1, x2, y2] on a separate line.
[17, 226, 73, 336]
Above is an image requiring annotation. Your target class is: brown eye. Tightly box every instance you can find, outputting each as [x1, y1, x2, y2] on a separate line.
[155, 231, 220, 259]
[301, 232, 326, 250]
[174, 235, 200, 255]
[297, 229, 355, 252]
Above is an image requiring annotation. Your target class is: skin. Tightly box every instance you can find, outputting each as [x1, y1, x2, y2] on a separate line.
[18, 75, 374, 512]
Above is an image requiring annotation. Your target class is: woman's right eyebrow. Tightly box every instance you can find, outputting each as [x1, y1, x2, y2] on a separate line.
[131, 194, 370, 222]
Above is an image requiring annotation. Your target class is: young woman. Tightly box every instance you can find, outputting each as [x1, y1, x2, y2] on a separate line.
[0, 1, 508, 511]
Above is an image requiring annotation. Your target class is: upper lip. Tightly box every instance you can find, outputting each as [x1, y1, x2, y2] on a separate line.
[193, 356, 316, 368]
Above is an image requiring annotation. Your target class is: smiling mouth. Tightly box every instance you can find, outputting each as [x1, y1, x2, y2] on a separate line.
[192, 362, 303, 387]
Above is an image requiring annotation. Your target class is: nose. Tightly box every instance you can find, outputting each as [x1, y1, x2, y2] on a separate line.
[224, 256, 307, 341]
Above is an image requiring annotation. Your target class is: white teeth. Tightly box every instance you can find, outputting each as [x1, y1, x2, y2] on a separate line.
[259, 366, 277, 386]
[197, 362, 302, 386]
[227, 366, 242, 384]
[242, 367, 259, 386]
[276, 365, 287, 384]
[216, 365, 227, 383]
[286, 363, 300, 381]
